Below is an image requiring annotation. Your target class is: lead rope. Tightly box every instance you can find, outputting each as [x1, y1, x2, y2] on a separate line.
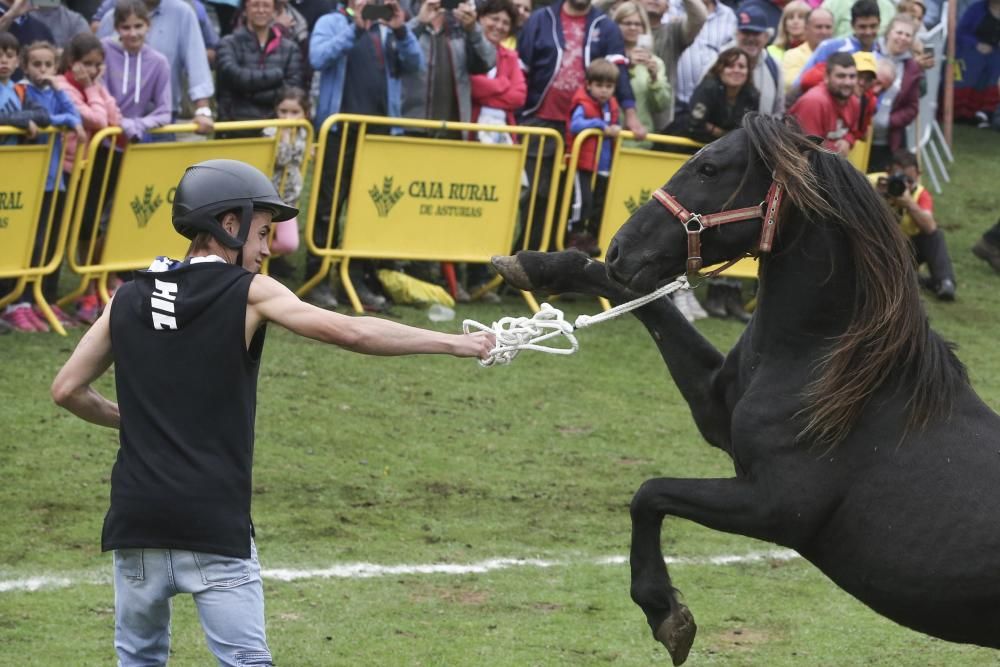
[462, 276, 690, 367]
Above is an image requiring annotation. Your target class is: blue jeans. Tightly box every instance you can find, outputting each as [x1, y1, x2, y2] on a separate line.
[113, 541, 272, 667]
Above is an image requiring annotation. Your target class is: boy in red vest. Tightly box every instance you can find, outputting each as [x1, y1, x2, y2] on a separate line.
[566, 58, 621, 256]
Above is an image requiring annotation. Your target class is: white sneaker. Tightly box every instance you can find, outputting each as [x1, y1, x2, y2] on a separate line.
[682, 290, 709, 320]
[672, 292, 695, 322]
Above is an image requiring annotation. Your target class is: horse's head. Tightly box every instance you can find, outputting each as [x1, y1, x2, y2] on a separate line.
[605, 116, 804, 292]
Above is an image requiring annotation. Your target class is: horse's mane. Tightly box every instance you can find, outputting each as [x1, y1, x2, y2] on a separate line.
[741, 114, 968, 449]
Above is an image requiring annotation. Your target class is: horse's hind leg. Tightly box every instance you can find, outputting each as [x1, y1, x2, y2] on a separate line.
[630, 477, 777, 666]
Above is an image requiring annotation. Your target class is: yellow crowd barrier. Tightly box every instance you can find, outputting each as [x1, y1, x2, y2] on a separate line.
[0, 127, 80, 335]
[59, 119, 314, 313]
[301, 114, 564, 313]
[848, 125, 873, 173]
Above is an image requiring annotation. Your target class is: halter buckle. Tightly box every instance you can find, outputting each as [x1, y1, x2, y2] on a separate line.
[684, 214, 704, 234]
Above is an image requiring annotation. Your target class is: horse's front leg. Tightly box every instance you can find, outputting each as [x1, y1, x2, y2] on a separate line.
[494, 250, 736, 450]
[630, 477, 777, 666]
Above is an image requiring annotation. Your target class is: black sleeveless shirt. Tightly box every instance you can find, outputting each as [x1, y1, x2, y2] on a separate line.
[104, 261, 265, 558]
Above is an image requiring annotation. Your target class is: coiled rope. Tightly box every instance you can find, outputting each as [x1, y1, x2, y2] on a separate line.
[463, 276, 689, 367]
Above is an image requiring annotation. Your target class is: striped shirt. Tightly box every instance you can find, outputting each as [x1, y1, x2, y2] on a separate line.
[668, 0, 738, 105]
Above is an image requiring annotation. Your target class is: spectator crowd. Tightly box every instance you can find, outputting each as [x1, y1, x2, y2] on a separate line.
[2, 0, 999, 331]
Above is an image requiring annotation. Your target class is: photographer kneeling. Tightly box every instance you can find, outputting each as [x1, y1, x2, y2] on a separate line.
[869, 150, 957, 301]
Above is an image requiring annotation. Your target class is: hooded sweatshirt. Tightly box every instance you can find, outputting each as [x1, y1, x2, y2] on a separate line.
[102, 39, 173, 141]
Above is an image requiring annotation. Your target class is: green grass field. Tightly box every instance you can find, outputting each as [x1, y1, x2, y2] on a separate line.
[2, 126, 999, 666]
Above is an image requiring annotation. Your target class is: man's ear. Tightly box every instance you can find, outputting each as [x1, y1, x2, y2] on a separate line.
[220, 211, 239, 236]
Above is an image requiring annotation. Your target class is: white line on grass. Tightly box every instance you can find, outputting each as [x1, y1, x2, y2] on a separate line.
[0, 549, 799, 594]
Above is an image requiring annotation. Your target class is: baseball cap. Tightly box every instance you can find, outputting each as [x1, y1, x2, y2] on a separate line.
[853, 51, 877, 74]
[736, 4, 770, 33]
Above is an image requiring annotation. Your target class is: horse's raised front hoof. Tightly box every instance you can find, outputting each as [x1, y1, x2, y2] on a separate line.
[653, 604, 697, 666]
[491, 254, 535, 291]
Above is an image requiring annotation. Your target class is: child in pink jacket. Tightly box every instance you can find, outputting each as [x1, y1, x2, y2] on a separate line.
[55, 32, 122, 176]
[55, 31, 122, 324]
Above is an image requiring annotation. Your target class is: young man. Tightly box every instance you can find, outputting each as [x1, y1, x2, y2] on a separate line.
[869, 150, 957, 300]
[795, 0, 882, 89]
[50, 160, 494, 667]
[789, 51, 860, 155]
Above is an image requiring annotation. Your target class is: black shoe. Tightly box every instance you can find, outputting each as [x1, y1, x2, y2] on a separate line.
[723, 285, 752, 323]
[303, 283, 339, 309]
[972, 237, 1000, 273]
[935, 278, 956, 301]
[703, 284, 727, 318]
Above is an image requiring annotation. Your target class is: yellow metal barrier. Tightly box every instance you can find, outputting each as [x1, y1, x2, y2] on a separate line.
[558, 130, 758, 310]
[848, 125, 873, 173]
[60, 119, 314, 309]
[300, 114, 565, 313]
[0, 127, 80, 335]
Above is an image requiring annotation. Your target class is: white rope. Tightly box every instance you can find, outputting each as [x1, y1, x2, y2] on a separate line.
[463, 276, 689, 367]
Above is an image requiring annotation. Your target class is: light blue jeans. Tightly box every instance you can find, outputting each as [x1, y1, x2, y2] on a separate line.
[112, 540, 272, 667]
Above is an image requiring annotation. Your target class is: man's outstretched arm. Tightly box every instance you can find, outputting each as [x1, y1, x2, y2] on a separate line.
[247, 275, 495, 359]
[51, 303, 120, 429]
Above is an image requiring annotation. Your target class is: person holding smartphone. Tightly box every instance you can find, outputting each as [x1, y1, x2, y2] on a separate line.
[401, 0, 496, 131]
[305, 0, 424, 309]
[612, 0, 671, 149]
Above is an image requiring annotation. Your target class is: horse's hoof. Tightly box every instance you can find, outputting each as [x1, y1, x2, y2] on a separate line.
[653, 604, 697, 666]
[491, 255, 534, 291]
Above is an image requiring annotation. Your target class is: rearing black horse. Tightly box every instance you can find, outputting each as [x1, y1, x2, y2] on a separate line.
[493, 115, 1000, 665]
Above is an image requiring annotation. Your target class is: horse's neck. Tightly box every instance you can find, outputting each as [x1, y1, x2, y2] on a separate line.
[751, 211, 856, 356]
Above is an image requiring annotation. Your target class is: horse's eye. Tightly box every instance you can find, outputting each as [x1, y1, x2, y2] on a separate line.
[699, 163, 718, 178]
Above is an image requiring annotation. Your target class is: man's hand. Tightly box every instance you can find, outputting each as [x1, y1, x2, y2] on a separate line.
[976, 42, 994, 55]
[624, 108, 647, 140]
[6, 0, 34, 19]
[193, 114, 214, 134]
[417, 0, 442, 25]
[604, 123, 622, 137]
[455, 331, 496, 360]
[26, 120, 38, 139]
[833, 138, 851, 156]
[353, 0, 371, 29]
[453, 0, 477, 30]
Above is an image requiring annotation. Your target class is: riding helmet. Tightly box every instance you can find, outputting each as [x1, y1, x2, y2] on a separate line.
[172, 159, 298, 249]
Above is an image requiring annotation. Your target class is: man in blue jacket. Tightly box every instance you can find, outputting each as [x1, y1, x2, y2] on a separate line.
[516, 0, 646, 251]
[306, 0, 423, 308]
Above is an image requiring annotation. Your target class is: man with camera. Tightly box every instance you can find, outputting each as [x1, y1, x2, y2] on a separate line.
[870, 149, 957, 301]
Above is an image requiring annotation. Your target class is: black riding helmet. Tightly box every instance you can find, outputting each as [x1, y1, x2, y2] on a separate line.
[172, 159, 298, 249]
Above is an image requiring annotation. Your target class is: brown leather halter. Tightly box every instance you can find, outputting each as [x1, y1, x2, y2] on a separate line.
[650, 181, 785, 275]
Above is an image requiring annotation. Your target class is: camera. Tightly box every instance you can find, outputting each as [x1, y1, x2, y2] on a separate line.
[441, 0, 462, 10]
[361, 1, 395, 21]
[886, 172, 908, 198]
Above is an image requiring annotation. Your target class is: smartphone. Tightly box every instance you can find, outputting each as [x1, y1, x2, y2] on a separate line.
[636, 34, 653, 50]
[440, 0, 462, 10]
[361, 1, 394, 21]
[32, 0, 64, 7]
